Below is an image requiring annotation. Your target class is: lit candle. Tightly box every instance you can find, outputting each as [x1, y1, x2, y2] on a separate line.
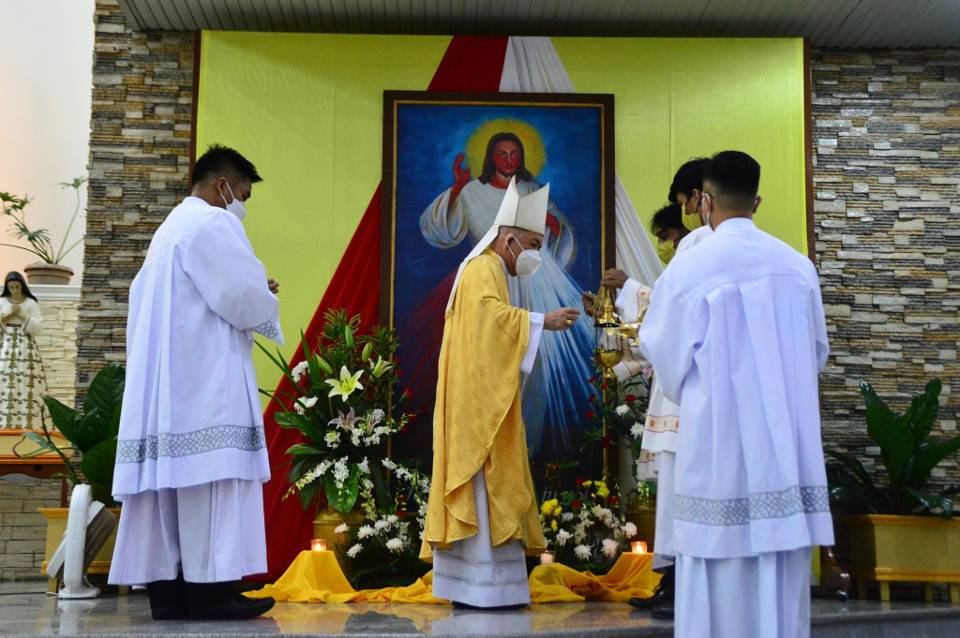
[540, 551, 555, 565]
[631, 541, 647, 554]
[311, 538, 327, 552]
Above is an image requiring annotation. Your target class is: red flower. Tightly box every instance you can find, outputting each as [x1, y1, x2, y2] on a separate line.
[610, 495, 620, 507]
[571, 499, 583, 510]
[600, 383, 609, 392]
[588, 394, 597, 403]
[601, 435, 613, 449]
[575, 478, 586, 487]
[586, 411, 596, 421]
[588, 376, 596, 384]
[402, 388, 413, 400]
[625, 394, 637, 403]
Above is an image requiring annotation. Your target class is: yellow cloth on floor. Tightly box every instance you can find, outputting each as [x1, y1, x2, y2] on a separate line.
[247, 550, 660, 605]
[529, 552, 662, 603]
[245, 551, 445, 604]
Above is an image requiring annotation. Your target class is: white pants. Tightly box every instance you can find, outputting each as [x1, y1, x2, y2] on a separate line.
[432, 473, 531, 607]
[108, 478, 267, 585]
[653, 450, 676, 569]
[675, 547, 812, 638]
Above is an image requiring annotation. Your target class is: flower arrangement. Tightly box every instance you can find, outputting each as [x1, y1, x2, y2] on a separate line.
[539, 479, 637, 572]
[335, 459, 432, 589]
[258, 309, 410, 512]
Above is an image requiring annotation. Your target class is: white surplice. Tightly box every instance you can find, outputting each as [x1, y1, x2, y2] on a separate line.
[109, 196, 282, 585]
[614, 226, 712, 565]
[639, 217, 832, 638]
[432, 258, 543, 608]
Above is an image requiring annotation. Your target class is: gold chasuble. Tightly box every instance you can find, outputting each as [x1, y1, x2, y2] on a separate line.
[420, 249, 546, 560]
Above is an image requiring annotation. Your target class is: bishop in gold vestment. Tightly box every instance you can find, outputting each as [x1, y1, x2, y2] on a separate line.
[421, 177, 579, 609]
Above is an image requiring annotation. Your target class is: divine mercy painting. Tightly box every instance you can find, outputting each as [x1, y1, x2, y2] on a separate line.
[381, 91, 615, 467]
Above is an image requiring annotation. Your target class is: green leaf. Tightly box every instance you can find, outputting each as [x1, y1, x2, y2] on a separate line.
[80, 364, 125, 450]
[911, 436, 960, 488]
[14, 430, 57, 458]
[903, 379, 941, 445]
[861, 381, 914, 487]
[285, 443, 326, 456]
[41, 395, 80, 442]
[79, 439, 117, 505]
[323, 465, 360, 513]
[825, 449, 875, 490]
[905, 487, 955, 519]
[274, 411, 324, 444]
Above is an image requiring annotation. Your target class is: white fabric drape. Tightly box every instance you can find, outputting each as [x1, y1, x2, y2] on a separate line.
[500, 36, 664, 288]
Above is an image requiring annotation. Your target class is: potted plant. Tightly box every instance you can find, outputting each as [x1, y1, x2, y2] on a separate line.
[15, 363, 125, 585]
[1, 177, 86, 285]
[258, 309, 413, 553]
[826, 378, 960, 602]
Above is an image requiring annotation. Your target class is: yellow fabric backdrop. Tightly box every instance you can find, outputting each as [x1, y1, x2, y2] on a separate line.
[196, 34, 807, 393]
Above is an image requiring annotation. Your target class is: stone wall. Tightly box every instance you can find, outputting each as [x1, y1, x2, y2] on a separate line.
[811, 49, 960, 484]
[77, 0, 193, 391]
[0, 476, 60, 581]
[34, 286, 81, 408]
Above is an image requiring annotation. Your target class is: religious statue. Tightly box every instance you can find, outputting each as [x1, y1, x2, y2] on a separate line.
[0, 271, 48, 429]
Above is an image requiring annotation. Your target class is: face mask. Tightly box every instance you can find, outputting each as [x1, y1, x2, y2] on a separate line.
[681, 194, 703, 232]
[507, 235, 542, 277]
[220, 182, 247, 221]
[656, 240, 676, 265]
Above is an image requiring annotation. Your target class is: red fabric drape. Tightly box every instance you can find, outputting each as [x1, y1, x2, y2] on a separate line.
[256, 35, 510, 581]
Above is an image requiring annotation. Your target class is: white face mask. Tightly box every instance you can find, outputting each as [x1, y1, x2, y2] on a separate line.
[507, 235, 542, 277]
[220, 182, 247, 221]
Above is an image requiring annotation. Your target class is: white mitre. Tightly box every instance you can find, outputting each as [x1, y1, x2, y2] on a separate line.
[445, 175, 550, 311]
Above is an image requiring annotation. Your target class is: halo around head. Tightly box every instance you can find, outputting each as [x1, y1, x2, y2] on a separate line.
[466, 118, 546, 178]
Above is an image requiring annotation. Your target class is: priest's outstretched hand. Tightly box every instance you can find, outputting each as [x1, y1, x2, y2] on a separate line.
[544, 307, 580, 331]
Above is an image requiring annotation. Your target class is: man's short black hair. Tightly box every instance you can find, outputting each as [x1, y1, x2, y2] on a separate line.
[667, 157, 709, 205]
[191, 144, 263, 186]
[650, 203, 685, 234]
[703, 150, 760, 211]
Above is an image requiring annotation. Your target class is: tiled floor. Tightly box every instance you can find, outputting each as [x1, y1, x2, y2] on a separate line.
[2, 581, 960, 637]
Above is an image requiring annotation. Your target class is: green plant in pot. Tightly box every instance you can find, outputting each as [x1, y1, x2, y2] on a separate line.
[826, 379, 960, 518]
[825, 378, 960, 602]
[1, 177, 86, 285]
[16, 363, 125, 506]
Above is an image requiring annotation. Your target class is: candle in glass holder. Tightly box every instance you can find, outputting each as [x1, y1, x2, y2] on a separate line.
[311, 538, 328, 552]
[540, 551, 555, 565]
[631, 541, 648, 555]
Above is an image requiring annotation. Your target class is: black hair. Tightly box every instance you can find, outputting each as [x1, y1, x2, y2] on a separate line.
[703, 150, 761, 211]
[191, 144, 263, 187]
[667, 157, 710, 205]
[2, 271, 37, 301]
[649, 203, 686, 235]
[479, 132, 534, 184]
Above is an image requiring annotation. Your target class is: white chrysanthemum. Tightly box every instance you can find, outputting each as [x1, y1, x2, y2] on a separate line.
[556, 529, 573, 547]
[291, 361, 310, 383]
[371, 408, 385, 424]
[325, 431, 341, 449]
[357, 525, 375, 539]
[615, 404, 630, 416]
[601, 538, 619, 558]
[347, 543, 363, 558]
[386, 537, 404, 552]
[561, 512, 575, 522]
[622, 522, 638, 538]
[630, 422, 644, 438]
[387, 514, 399, 524]
[574, 544, 592, 561]
[334, 522, 349, 534]
[374, 519, 390, 530]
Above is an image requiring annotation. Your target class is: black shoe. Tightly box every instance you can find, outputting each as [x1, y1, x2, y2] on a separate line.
[146, 575, 189, 620]
[188, 594, 276, 620]
[651, 600, 674, 620]
[628, 584, 672, 610]
[452, 601, 527, 611]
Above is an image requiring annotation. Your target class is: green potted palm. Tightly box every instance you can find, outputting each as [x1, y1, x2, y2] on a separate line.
[826, 379, 960, 602]
[16, 363, 125, 584]
[0, 177, 86, 285]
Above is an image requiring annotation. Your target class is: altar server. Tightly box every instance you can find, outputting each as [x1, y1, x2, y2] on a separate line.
[421, 176, 580, 609]
[639, 151, 833, 637]
[109, 145, 283, 621]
